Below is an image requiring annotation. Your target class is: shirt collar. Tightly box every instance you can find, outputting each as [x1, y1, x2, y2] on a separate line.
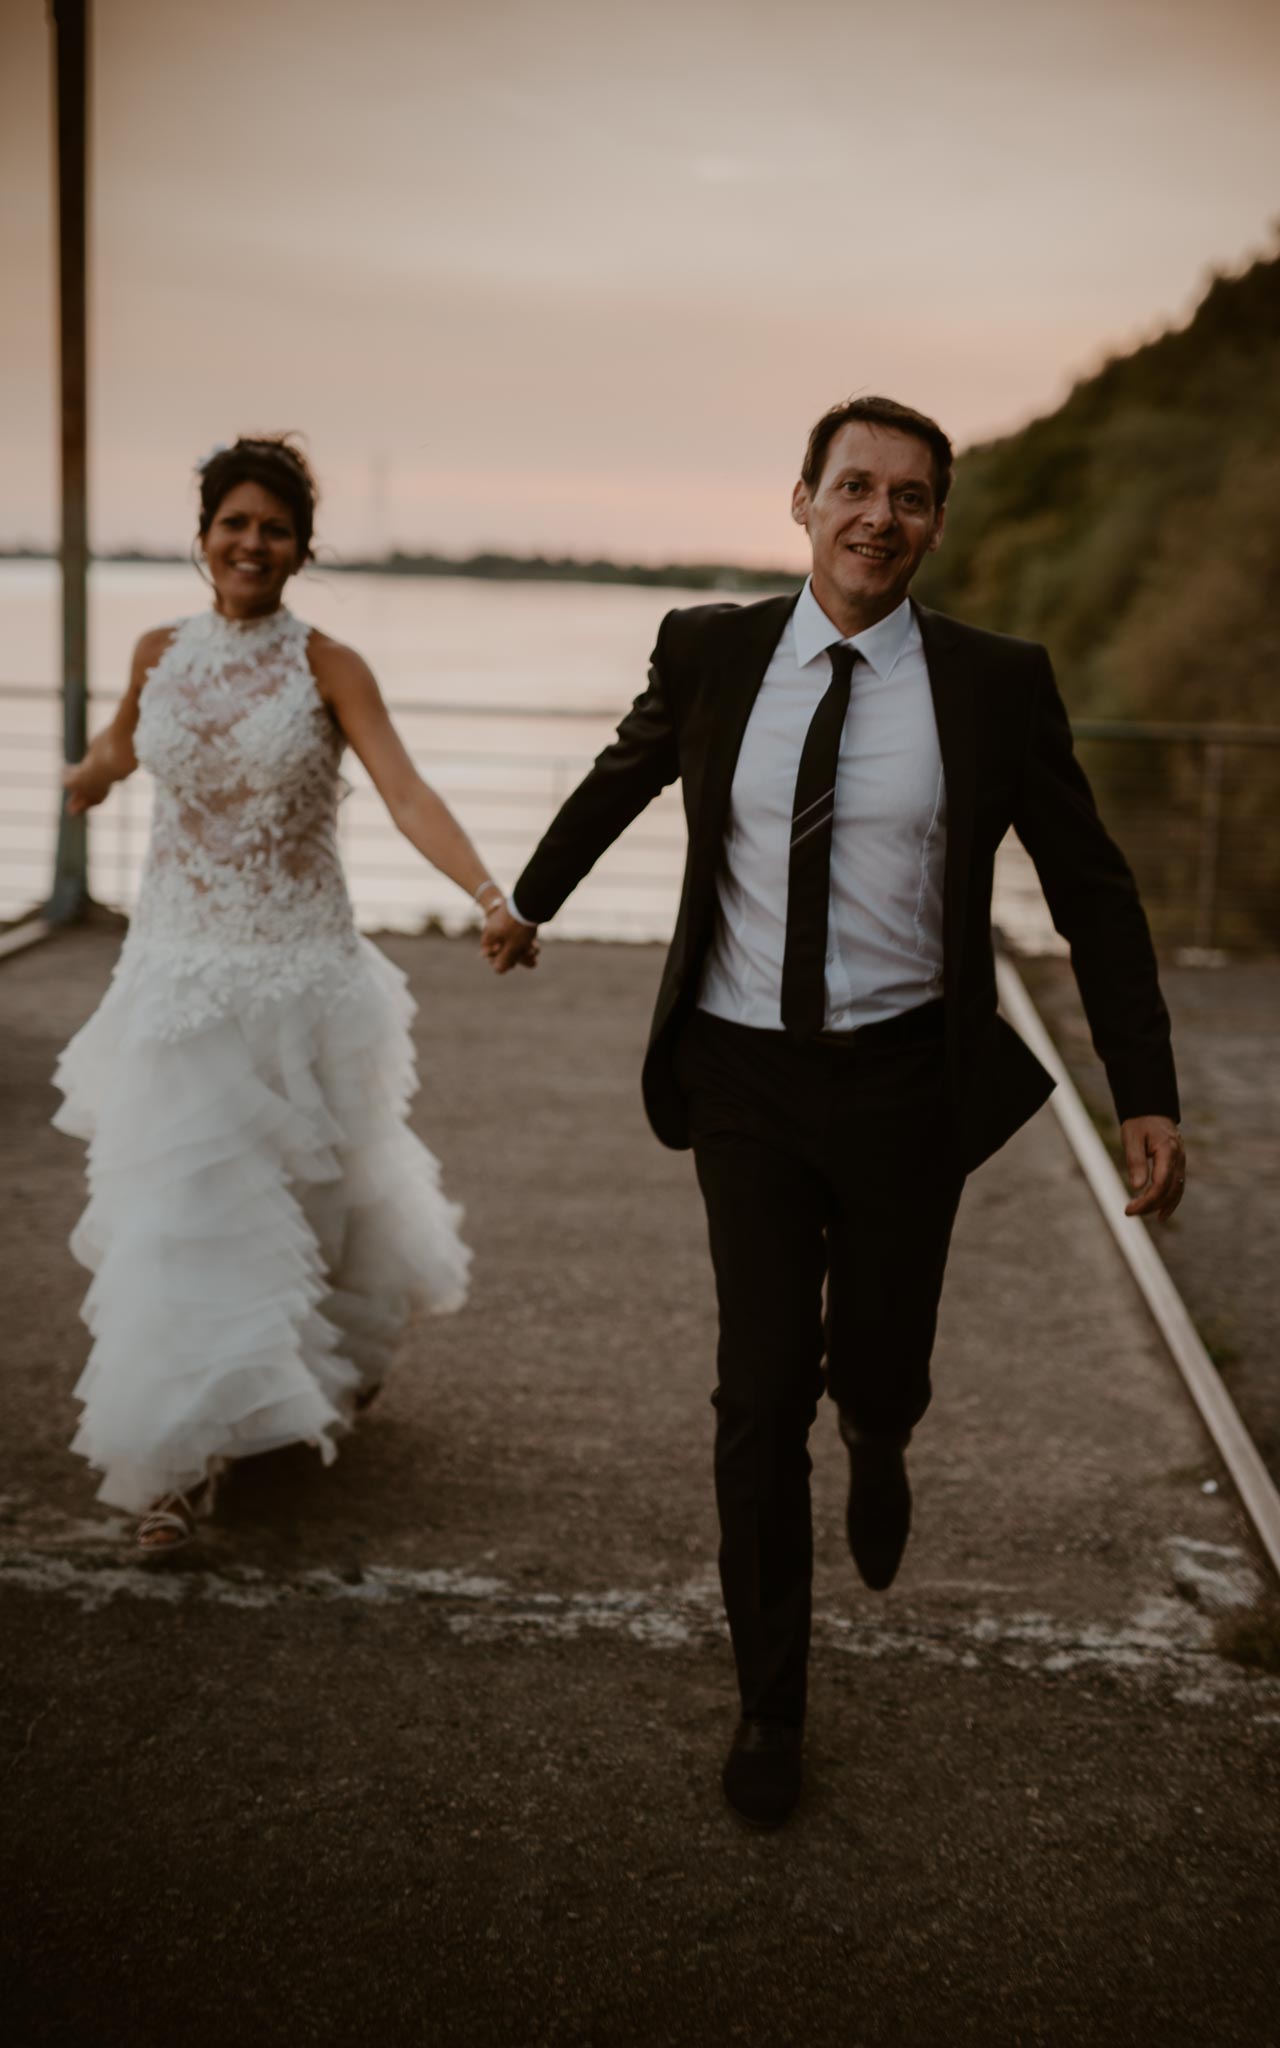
[792, 578, 916, 681]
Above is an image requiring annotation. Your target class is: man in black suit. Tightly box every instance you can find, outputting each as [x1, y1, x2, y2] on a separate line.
[483, 396, 1185, 1829]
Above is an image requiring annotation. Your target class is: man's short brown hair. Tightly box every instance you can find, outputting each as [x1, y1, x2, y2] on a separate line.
[801, 396, 953, 506]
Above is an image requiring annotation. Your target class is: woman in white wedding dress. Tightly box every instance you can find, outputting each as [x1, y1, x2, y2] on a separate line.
[55, 435, 526, 1553]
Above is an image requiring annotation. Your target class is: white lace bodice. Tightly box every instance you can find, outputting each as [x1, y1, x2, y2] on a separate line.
[123, 607, 361, 1033]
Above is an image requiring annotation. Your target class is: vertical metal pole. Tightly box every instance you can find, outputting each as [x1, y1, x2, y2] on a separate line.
[47, 0, 92, 924]
[1194, 741, 1226, 953]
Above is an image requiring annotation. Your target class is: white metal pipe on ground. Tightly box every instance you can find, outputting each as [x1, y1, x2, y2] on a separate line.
[997, 951, 1280, 1585]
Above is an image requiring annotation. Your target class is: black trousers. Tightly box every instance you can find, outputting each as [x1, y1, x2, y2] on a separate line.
[675, 1003, 966, 1728]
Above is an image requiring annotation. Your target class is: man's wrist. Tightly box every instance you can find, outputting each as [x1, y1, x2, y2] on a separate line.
[508, 895, 538, 928]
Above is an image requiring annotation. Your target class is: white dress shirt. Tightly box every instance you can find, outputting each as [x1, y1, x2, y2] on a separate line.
[697, 579, 946, 1032]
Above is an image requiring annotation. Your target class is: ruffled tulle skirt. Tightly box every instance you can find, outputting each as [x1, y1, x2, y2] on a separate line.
[52, 936, 470, 1513]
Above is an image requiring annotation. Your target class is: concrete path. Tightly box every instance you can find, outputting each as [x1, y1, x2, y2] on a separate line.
[2, 926, 1278, 2047]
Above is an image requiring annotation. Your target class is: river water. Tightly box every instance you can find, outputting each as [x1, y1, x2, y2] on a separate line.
[0, 561, 1055, 948]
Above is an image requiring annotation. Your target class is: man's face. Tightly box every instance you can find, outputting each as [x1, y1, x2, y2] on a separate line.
[792, 421, 945, 623]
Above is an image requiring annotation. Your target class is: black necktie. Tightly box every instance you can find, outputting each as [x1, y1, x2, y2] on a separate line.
[780, 643, 857, 1039]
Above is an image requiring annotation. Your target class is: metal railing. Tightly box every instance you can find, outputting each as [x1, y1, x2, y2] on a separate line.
[3, 685, 1277, 954]
[1070, 721, 1280, 955]
[0, 686, 689, 943]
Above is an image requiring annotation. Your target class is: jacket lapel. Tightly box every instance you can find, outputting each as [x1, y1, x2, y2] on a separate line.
[913, 601, 978, 1001]
[697, 593, 799, 855]
[681, 592, 798, 968]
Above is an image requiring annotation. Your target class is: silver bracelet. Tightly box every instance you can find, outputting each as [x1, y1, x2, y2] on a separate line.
[473, 879, 503, 908]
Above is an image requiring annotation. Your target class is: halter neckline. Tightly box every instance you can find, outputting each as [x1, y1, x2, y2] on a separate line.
[205, 604, 294, 638]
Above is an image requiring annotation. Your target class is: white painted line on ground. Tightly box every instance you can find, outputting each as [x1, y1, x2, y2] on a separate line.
[997, 953, 1280, 1586]
[0, 1530, 1273, 1709]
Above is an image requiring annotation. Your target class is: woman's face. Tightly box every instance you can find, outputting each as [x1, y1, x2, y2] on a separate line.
[201, 480, 303, 616]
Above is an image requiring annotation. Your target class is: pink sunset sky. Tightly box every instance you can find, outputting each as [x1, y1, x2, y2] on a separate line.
[3, 0, 1278, 567]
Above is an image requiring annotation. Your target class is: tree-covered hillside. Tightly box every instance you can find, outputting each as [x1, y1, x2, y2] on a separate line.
[914, 249, 1280, 723]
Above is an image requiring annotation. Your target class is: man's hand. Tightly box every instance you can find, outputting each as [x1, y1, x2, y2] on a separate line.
[1121, 1115, 1186, 1222]
[481, 904, 540, 974]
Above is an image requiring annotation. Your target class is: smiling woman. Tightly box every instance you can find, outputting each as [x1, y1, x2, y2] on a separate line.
[50, 434, 532, 1558]
[195, 436, 318, 613]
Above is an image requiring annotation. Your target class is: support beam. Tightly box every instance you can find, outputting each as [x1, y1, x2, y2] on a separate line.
[47, 0, 92, 925]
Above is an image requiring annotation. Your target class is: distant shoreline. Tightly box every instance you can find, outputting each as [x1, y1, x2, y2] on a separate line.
[0, 547, 805, 595]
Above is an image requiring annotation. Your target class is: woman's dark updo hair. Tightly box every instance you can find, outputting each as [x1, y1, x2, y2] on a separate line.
[196, 434, 319, 562]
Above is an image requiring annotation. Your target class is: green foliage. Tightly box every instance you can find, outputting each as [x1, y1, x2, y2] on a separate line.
[915, 249, 1280, 724]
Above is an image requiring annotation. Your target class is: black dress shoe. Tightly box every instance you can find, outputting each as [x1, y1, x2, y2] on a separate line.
[722, 1718, 803, 1829]
[839, 1418, 911, 1590]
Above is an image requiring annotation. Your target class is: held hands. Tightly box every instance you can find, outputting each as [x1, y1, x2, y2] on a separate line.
[471, 880, 539, 972]
[481, 901, 541, 974]
[1121, 1115, 1186, 1223]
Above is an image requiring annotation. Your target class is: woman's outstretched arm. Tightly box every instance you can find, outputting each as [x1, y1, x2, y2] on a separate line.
[308, 632, 531, 958]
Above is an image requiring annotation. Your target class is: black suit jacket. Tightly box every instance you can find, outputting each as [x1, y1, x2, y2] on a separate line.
[514, 594, 1179, 1172]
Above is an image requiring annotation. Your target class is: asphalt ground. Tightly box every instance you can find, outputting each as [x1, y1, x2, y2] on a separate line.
[2, 923, 1278, 2048]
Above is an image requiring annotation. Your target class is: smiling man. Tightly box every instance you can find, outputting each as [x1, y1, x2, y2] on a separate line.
[484, 395, 1184, 1828]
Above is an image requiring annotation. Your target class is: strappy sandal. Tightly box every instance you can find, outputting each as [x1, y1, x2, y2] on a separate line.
[135, 1493, 198, 1556]
[134, 1464, 221, 1558]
